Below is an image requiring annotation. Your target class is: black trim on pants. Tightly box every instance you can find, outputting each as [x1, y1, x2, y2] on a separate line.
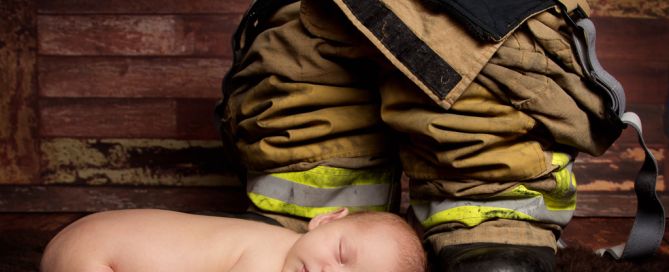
[342, 0, 462, 100]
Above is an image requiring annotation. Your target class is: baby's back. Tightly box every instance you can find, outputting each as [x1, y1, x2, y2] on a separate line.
[41, 209, 293, 272]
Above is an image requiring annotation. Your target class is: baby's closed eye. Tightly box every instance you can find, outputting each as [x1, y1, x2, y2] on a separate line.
[338, 239, 345, 264]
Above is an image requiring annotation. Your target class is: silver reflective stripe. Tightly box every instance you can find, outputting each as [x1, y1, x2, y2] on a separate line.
[413, 155, 577, 228]
[412, 195, 574, 226]
[247, 174, 392, 207]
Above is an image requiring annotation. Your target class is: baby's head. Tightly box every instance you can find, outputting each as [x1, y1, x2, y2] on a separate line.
[282, 208, 426, 272]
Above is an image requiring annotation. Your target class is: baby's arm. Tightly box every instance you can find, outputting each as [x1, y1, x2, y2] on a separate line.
[41, 209, 242, 272]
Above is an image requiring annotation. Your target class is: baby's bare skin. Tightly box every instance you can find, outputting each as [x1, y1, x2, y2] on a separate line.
[41, 209, 299, 272]
[42, 208, 422, 272]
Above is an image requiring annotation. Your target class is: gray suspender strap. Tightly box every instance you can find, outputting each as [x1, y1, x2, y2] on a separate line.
[558, 2, 666, 259]
[570, 18, 625, 118]
[603, 113, 666, 260]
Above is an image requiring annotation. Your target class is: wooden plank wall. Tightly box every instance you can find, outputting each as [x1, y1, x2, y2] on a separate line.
[35, 0, 247, 188]
[1, 0, 668, 215]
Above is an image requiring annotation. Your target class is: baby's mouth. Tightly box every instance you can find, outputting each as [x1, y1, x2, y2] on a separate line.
[300, 265, 309, 272]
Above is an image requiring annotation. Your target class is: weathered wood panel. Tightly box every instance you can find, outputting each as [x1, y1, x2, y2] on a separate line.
[176, 99, 220, 139]
[575, 143, 665, 191]
[38, 15, 240, 56]
[39, 98, 177, 138]
[37, 0, 250, 14]
[574, 192, 669, 217]
[0, 185, 247, 212]
[39, 98, 220, 139]
[592, 17, 669, 61]
[40, 138, 236, 186]
[39, 57, 229, 98]
[589, 0, 669, 18]
[600, 58, 669, 105]
[0, 0, 40, 184]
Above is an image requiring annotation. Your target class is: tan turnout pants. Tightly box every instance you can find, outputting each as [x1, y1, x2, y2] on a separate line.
[221, 0, 618, 252]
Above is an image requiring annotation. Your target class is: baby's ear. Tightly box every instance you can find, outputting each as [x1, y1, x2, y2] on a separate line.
[308, 208, 349, 231]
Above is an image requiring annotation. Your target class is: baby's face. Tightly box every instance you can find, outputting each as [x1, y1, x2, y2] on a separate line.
[282, 218, 400, 272]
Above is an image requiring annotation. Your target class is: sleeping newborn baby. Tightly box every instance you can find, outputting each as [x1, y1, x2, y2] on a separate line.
[41, 208, 426, 272]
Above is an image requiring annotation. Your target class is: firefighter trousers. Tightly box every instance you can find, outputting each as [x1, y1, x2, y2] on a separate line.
[220, 0, 619, 252]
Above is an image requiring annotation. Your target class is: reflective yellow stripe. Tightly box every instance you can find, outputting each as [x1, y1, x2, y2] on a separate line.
[247, 165, 397, 217]
[551, 152, 571, 168]
[412, 152, 578, 229]
[498, 152, 576, 211]
[419, 205, 537, 228]
[547, 152, 577, 211]
[545, 169, 577, 211]
[498, 184, 542, 198]
[248, 192, 387, 218]
[500, 183, 576, 211]
[271, 165, 394, 188]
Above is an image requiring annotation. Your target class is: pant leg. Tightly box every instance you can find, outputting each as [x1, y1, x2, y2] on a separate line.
[222, 1, 402, 222]
[379, 9, 618, 252]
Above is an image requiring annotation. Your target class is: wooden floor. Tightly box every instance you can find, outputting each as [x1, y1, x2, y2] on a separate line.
[1, 214, 667, 272]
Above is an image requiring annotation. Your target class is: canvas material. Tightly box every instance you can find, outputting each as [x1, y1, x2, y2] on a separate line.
[223, 0, 615, 249]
